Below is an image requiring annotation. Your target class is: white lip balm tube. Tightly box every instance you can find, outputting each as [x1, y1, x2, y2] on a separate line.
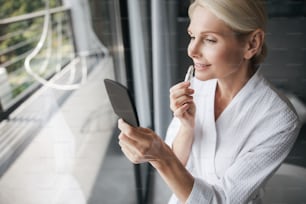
[184, 65, 194, 82]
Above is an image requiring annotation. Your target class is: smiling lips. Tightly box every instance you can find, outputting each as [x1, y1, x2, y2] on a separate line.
[194, 63, 211, 71]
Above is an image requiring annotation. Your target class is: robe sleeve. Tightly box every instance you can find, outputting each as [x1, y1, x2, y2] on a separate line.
[165, 117, 180, 147]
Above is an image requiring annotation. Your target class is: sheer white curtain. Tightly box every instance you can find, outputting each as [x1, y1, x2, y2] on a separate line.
[127, 0, 177, 136]
[127, 0, 152, 128]
[152, 0, 177, 137]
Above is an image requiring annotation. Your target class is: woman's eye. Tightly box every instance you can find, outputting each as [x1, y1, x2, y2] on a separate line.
[204, 38, 216, 43]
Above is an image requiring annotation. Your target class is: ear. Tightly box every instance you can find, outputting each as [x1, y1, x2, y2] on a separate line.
[244, 29, 264, 60]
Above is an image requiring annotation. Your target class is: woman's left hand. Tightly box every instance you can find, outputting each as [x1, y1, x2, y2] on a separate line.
[118, 119, 195, 203]
[118, 119, 165, 164]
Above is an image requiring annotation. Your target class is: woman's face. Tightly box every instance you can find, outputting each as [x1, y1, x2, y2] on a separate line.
[187, 6, 248, 81]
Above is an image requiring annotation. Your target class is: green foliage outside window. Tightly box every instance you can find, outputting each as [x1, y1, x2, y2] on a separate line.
[0, 0, 75, 102]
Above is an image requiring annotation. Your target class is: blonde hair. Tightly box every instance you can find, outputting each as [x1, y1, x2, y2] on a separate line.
[188, 0, 268, 66]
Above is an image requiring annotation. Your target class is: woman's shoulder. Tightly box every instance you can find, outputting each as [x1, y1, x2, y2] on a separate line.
[252, 74, 300, 127]
[232, 68, 300, 131]
[239, 74, 301, 150]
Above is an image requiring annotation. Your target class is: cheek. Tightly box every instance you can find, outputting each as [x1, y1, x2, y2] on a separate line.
[187, 41, 243, 68]
[199, 46, 224, 64]
[213, 46, 243, 68]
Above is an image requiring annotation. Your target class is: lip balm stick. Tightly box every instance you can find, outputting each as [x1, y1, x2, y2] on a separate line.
[184, 65, 194, 82]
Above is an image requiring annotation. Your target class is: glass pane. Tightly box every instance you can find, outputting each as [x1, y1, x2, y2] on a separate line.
[0, 2, 75, 110]
[0, 0, 62, 19]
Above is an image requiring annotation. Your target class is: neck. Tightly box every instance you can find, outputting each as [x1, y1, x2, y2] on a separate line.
[216, 65, 256, 100]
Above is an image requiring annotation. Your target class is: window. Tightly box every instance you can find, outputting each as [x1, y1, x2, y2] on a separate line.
[0, 0, 75, 114]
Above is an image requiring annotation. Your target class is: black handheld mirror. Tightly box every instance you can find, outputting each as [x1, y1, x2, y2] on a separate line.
[104, 79, 139, 127]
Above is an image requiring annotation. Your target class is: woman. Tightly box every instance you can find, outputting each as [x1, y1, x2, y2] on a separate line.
[118, 0, 301, 203]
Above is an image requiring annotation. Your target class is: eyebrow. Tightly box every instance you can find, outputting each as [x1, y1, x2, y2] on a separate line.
[187, 29, 223, 36]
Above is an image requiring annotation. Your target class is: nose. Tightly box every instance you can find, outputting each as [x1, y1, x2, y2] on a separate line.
[188, 40, 202, 59]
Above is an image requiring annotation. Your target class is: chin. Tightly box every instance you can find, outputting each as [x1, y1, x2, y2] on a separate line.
[195, 72, 215, 81]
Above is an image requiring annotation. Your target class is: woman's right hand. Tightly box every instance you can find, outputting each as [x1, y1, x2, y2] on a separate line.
[169, 81, 195, 128]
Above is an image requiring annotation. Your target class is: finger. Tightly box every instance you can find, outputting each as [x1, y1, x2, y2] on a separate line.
[174, 100, 196, 117]
[169, 81, 190, 93]
[120, 142, 156, 163]
[119, 132, 151, 158]
[118, 118, 129, 130]
[118, 119, 154, 142]
[120, 138, 154, 164]
[170, 96, 194, 111]
[170, 87, 194, 106]
[171, 95, 193, 107]
[118, 133, 140, 153]
[170, 87, 194, 100]
[118, 119, 138, 138]
[121, 146, 144, 164]
[119, 133, 137, 146]
[173, 103, 190, 118]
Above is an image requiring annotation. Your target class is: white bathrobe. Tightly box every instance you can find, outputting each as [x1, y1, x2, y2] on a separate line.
[165, 69, 301, 204]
